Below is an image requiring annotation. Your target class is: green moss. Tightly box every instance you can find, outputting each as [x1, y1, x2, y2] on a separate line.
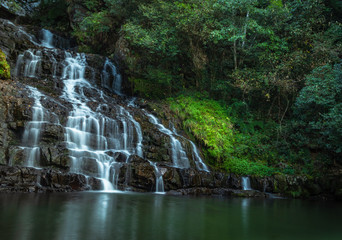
[168, 93, 277, 176]
[0, 49, 11, 79]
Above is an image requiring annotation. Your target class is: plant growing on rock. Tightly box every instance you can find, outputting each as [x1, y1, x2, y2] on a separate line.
[0, 49, 10, 79]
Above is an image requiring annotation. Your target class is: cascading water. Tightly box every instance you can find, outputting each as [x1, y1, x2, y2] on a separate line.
[40, 29, 54, 48]
[170, 123, 209, 172]
[14, 49, 42, 78]
[40, 28, 71, 50]
[189, 141, 210, 172]
[144, 111, 190, 169]
[149, 161, 165, 193]
[62, 52, 113, 190]
[61, 52, 145, 191]
[21, 87, 46, 167]
[102, 58, 122, 95]
[119, 106, 143, 158]
[242, 176, 252, 190]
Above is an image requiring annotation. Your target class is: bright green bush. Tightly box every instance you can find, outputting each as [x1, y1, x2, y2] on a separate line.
[0, 49, 10, 79]
[169, 93, 277, 176]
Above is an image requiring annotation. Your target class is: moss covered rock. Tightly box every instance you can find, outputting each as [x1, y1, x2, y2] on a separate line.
[0, 49, 10, 79]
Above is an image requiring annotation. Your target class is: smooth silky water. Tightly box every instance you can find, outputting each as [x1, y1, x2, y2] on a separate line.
[0, 193, 341, 240]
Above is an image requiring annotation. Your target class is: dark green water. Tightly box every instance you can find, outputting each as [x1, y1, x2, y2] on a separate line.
[0, 192, 341, 240]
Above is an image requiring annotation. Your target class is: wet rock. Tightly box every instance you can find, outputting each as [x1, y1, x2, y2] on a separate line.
[178, 168, 202, 188]
[0, 1, 40, 18]
[0, 165, 99, 192]
[105, 151, 129, 163]
[231, 189, 268, 198]
[77, 158, 100, 177]
[162, 166, 182, 190]
[122, 156, 156, 191]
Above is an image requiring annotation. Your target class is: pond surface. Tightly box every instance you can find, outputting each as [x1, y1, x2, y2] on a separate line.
[0, 192, 341, 240]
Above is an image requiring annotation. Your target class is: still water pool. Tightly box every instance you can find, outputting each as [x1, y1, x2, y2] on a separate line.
[0, 192, 341, 240]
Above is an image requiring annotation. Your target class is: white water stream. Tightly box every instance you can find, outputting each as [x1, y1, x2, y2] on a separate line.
[21, 87, 45, 167]
[144, 111, 190, 169]
[242, 176, 252, 190]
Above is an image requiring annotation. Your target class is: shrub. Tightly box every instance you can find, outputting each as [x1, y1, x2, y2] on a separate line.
[0, 49, 10, 79]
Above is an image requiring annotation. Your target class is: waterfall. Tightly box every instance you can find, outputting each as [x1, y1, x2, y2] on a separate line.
[101, 58, 122, 95]
[242, 177, 252, 190]
[189, 141, 210, 172]
[149, 161, 165, 193]
[21, 87, 46, 167]
[144, 111, 190, 169]
[61, 52, 144, 191]
[62, 52, 115, 190]
[40, 28, 71, 49]
[41, 29, 54, 48]
[119, 106, 143, 157]
[170, 123, 209, 172]
[11, 23, 212, 193]
[14, 49, 42, 78]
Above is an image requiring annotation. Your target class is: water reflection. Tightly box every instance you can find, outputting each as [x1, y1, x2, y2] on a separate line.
[0, 193, 342, 240]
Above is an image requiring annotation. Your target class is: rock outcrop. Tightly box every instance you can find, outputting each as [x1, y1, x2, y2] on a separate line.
[0, 165, 102, 192]
[0, 0, 41, 18]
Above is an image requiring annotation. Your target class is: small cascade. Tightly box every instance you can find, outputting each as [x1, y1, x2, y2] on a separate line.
[119, 106, 143, 157]
[189, 141, 210, 172]
[40, 29, 71, 49]
[40, 29, 54, 48]
[144, 111, 190, 168]
[242, 176, 252, 190]
[21, 87, 46, 167]
[127, 97, 137, 107]
[148, 161, 165, 193]
[170, 123, 209, 172]
[14, 49, 42, 78]
[101, 58, 122, 95]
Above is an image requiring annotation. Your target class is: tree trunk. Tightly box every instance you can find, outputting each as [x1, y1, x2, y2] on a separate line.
[233, 39, 237, 70]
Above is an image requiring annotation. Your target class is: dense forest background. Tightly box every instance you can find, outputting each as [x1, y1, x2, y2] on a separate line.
[14, 0, 342, 176]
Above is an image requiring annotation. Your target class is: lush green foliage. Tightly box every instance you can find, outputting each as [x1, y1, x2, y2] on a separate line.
[72, 0, 341, 113]
[169, 94, 277, 176]
[0, 49, 10, 79]
[291, 63, 342, 163]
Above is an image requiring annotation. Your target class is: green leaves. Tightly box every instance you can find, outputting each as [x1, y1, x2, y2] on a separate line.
[293, 62, 342, 160]
[0, 49, 10, 80]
